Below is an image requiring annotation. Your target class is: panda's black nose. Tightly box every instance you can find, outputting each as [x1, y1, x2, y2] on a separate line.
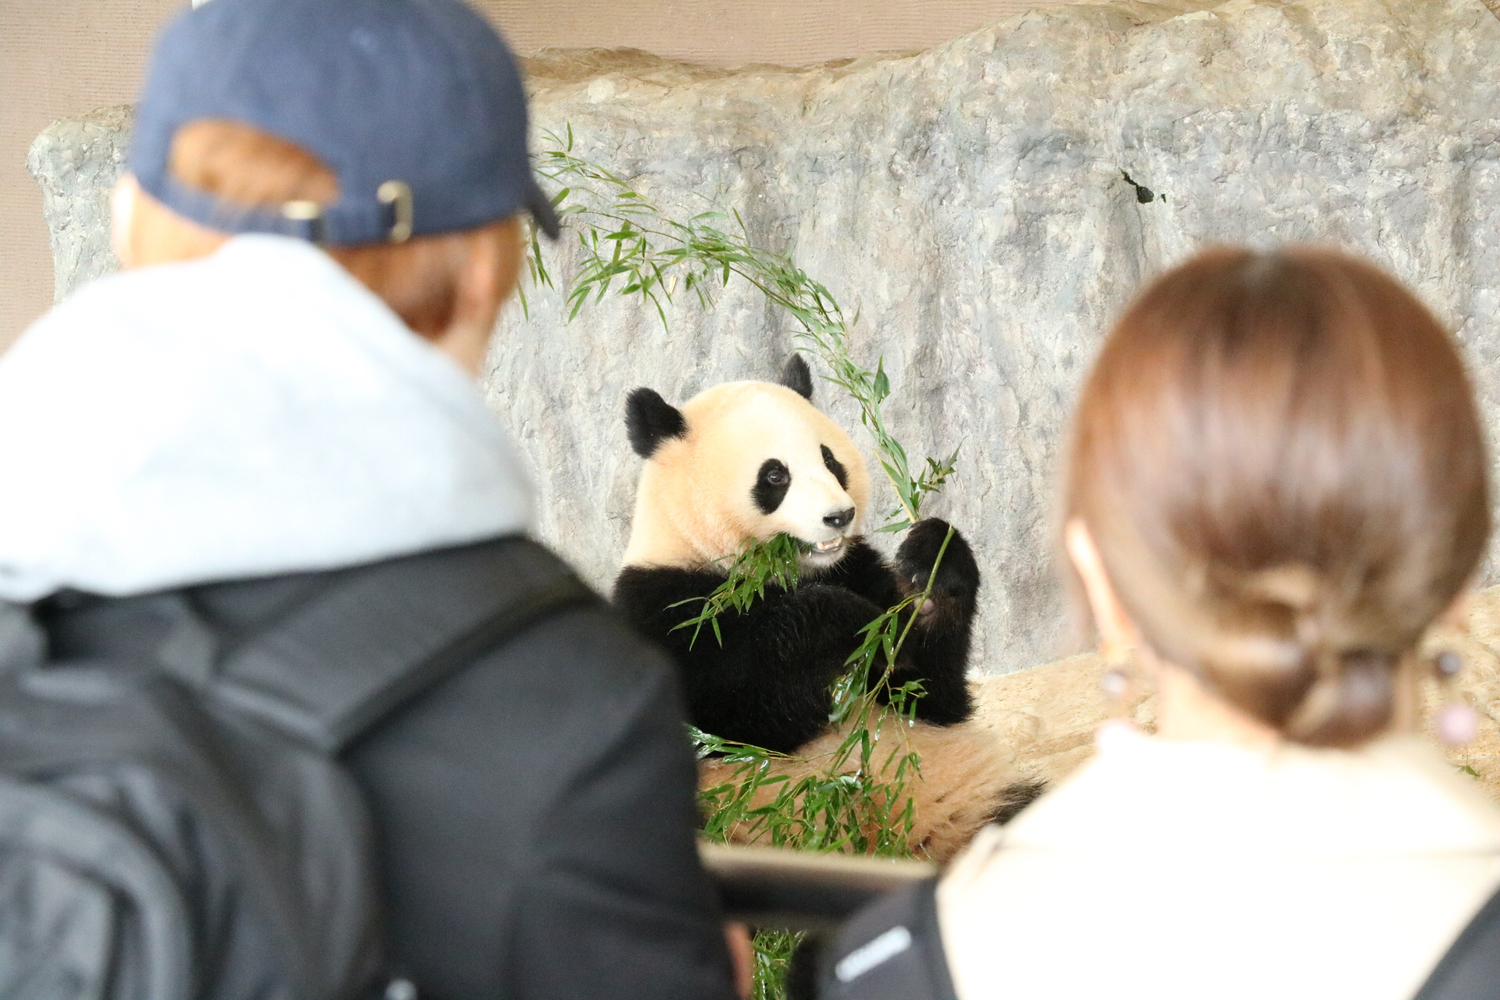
[824, 507, 856, 529]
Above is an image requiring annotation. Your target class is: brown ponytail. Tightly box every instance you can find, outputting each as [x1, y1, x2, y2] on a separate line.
[1065, 247, 1490, 747]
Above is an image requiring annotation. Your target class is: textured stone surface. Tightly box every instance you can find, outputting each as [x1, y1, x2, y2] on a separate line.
[26, 106, 131, 304]
[28, 0, 1500, 675]
[493, 0, 1500, 676]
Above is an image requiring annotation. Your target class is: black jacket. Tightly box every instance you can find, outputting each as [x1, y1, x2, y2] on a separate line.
[33, 536, 738, 1000]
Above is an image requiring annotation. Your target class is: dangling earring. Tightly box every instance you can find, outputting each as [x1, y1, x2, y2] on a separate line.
[1097, 644, 1137, 748]
[1432, 649, 1480, 747]
[1100, 652, 1131, 711]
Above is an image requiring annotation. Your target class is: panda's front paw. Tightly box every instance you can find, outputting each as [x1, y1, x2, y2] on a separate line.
[897, 518, 980, 604]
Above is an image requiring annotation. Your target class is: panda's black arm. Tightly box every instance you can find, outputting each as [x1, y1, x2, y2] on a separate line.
[793, 532, 979, 725]
[883, 608, 976, 723]
[612, 566, 883, 755]
[811, 538, 906, 610]
[882, 519, 982, 725]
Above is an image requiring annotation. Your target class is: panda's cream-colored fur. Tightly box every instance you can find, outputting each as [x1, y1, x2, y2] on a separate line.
[701, 713, 1024, 862]
[620, 377, 1030, 861]
[623, 381, 871, 570]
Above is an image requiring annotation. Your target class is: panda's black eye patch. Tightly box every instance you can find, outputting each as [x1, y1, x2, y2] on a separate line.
[754, 459, 791, 514]
[821, 445, 848, 489]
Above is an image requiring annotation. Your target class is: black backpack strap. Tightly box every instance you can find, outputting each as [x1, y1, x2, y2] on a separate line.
[817, 876, 959, 1000]
[203, 537, 596, 753]
[0, 773, 195, 1000]
[1413, 882, 1500, 1000]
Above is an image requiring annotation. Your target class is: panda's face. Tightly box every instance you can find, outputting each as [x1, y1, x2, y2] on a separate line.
[692, 385, 868, 568]
[622, 375, 872, 572]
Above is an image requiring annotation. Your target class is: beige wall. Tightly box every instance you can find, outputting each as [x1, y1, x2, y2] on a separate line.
[0, 0, 1071, 346]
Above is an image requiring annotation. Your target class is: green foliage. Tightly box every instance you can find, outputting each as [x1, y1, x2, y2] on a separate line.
[671, 533, 804, 649]
[528, 126, 962, 999]
[750, 930, 803, 1000]
[529, 126, 951, 530]
[689, 525, 955, 861]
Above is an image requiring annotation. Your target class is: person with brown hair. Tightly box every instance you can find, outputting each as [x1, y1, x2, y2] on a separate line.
[814, 247, 1500, 1000]
[0, 0, 747, 997]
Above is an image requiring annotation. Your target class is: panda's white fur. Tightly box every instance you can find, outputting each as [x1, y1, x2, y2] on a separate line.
[622, 380, 871, 572]
[613, 361, 1038, 860]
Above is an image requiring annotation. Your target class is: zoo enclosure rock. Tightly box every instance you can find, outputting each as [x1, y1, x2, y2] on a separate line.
[27, 105, 133, 305]
[27, 0, 1500, 676]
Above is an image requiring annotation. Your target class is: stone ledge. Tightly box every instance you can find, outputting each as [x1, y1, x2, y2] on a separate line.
[979, 584, 1500, 804]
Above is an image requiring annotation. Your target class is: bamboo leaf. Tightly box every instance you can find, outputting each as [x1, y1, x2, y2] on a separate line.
[527, 136, 969, 990]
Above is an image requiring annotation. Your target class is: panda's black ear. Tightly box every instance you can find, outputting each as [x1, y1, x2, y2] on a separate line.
[625, 388, 688, 458]
[781, 354, 813, 400]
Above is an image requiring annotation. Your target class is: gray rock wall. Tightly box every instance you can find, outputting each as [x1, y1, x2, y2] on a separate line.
[28, 0, 1500, 674]
[27, 105, 132, 304]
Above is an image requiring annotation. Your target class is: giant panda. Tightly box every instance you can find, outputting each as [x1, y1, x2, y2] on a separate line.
[612, 355, 1038, 861]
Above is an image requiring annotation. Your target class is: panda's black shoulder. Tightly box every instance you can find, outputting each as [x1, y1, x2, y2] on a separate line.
[612, 565, 726, 627]
[819, 538, 887, 581]
[812, 538, 903, 608]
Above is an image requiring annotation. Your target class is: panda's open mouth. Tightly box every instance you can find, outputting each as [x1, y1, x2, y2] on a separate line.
[812, 538, 846, 555]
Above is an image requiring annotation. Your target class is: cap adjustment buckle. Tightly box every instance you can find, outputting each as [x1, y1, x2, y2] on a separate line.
[276, 184, 412, 245]
[280, 199, 326, 243]
[377, 181, 414, 243]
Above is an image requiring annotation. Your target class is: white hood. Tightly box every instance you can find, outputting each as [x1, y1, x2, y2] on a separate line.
[0, 235, 532, 601]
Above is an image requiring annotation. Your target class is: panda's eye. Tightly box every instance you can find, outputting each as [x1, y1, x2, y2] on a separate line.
[753, 459, 792, 514]
[821, 445, 849, 489]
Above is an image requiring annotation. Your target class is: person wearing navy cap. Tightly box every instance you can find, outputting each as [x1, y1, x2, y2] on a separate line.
[0, 0, 747, 997]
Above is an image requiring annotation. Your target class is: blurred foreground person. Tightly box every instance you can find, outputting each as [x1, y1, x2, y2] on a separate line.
[818, 248, 1500, 1000]
[0, 1, 741, 997]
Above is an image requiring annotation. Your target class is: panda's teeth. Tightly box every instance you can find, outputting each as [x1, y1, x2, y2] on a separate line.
[814, 539, 843, 553]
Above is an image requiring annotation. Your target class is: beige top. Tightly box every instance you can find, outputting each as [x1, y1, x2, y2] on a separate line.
[937, 725, 1500, 1000]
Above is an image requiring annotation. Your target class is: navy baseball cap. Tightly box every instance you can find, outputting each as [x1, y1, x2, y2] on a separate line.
[131, 0, 560, 245]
